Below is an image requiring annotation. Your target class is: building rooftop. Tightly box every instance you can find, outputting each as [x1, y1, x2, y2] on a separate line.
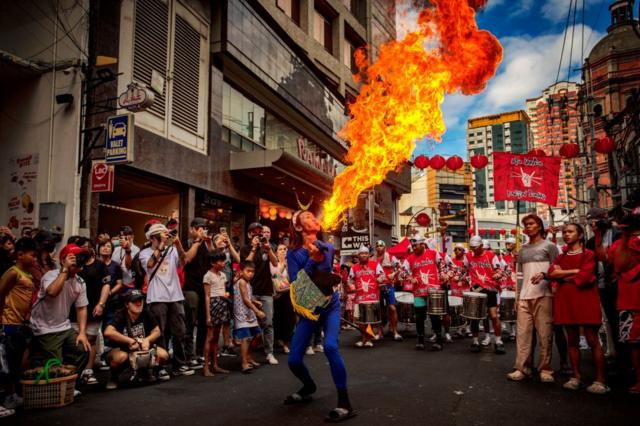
[467, 110, 530, 129]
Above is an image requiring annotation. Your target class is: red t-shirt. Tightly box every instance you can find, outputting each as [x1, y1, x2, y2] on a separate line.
[403, 250, 441, 297]
[449, 257, 469, 296]
[376, 252, 399, 286]
[465, 251, 501, 291]
[608, 239, 640, 311]
[349, 260, 382, 303]
[502, 253, 516, 289]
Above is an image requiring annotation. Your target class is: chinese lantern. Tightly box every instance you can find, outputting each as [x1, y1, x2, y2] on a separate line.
[594, 136, 615, 154]
[269, 207, 277, 216]
[527, 149, 546, 157]
[489, 228, 496, 235]
[414, 155, 429, 169]
[559, 143, 580, 158]
[285, 212, 292, 220]
[260, 205, 269, 214]
[500, 228, 506, 235]
[430, 155, 446, 170]
[278, 210, 287, 219]
[270, 214, 277, 221]
[416, 213, 431, 227]
[261, 212, 270, 219]
[468, 227, 474, 235]
[470, 154, 488, 169]
[446, 155, 464, 171]
[510, 229, 517, 235]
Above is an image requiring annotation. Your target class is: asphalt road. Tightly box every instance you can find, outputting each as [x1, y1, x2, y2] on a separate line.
[14, 327, 638, 426]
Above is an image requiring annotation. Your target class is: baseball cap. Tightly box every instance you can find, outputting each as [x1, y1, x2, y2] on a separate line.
[357, 245, 370, 254]
[482, 239, 491, 249]
[506, 237, 516, 244]
[469, 236, 483, 247]
[126, 290, 145, 303]
[145, 223, 169, 240]
[190, 217, 208, 228]
[454, 243, 465, 251]
[59, 243, 88, 261]
[248, 222, 263, 231]
[375, 240, 386, 247]
[586, 207, 607, 220]
[411, 235, 425, 244]
[144, 219, 161, 233]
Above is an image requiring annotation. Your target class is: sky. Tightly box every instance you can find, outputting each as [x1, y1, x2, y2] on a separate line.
[401, 0, 613, 159]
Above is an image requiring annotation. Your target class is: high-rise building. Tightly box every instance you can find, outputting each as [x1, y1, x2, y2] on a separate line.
[466, 110, 531, 214]
[526, 81, 580, 222]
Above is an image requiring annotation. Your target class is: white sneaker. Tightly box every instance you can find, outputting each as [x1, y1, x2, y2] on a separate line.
[579, 336, 589, 350]
[428, 334, 437, 343]
[313, 344, 324, 353]
[305, 346, 315, 355]
[106, 379, 118, 390]
[3, 394, 23, 409]
[355, 341, 364, 348]
[266, 353, 279, 365]
[481, 335, 491, 346]
[445, 333, 453, 343]
[73, 390, 82, 397]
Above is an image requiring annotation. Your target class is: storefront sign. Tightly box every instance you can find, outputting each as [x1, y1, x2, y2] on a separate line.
[91, 161, 115, 192]
[118, 82, 155, 112]
[297, 138, 338, 178]
[106, 113, 135, 164]
[340, 210, 370, 255]
[6, 154, 39, 234]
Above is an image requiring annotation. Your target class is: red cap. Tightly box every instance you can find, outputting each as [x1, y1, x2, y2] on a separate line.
[144, 219, 161, 233]
[59, 244, 88, 261]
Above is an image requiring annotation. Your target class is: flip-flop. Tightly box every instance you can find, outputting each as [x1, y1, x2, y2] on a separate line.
[249, 361, 261, 368]
[241, 367, 253, 374]
[284, 393, 313, 405]
[325, 408, 357, 423]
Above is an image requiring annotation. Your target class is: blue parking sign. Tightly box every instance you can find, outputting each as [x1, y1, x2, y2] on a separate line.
[105, 114, 135, 164]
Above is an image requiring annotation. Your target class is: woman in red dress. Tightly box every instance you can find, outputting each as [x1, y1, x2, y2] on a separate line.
[549, 223, 608, 394]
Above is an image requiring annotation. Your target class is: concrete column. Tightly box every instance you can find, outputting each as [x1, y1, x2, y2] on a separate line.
[300, 0, 314, 35]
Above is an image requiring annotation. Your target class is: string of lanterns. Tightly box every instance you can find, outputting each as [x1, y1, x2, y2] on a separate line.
[259, 203, 293, 221]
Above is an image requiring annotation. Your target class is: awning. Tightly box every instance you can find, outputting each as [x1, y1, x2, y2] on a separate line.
[230, 149, 334, 195]
[387, 238, 411, 259]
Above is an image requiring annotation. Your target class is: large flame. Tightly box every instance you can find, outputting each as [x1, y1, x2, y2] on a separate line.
[321, 0, 502, 229]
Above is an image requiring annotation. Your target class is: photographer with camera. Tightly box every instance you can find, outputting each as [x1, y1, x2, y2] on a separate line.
[111, 226, 140, 291]
[103, 290, 169, 389]
[138, 223, 193, 378]
[29, 244, 91, 393]
[240, 222, 278, 365]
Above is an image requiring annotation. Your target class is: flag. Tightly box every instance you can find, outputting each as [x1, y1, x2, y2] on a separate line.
[492, 152, 562, 206]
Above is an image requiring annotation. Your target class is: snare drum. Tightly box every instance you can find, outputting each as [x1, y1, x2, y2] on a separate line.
[500, 290, 516, 322]
[355, 302, 382, 324]
[396, 292, 415, 324]
[448, 295, 464, 328]
[427, 289, 447, 316]
[462, 292, 488, 320]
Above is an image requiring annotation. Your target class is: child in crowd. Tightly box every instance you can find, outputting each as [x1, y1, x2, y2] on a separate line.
[203, 250, 232, 377]
[233, 261, 265, 373]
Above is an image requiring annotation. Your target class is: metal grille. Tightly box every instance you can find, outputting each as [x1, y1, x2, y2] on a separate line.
[133, 0, 168, 118]
[171, 14, 200, 134]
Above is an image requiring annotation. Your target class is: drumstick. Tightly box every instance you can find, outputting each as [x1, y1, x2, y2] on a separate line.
[340, 318, 376, 338]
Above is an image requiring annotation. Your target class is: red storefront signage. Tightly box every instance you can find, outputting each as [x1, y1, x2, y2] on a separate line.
[493, 152, 561, 206]
[91, 161, 115, 193]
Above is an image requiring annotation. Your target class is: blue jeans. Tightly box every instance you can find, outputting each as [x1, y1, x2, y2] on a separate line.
[288, 293, 347, 391]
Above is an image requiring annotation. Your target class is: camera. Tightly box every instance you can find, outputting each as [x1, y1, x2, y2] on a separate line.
[260, 237, 268, 244]
[169, 229, 178, 237]
[74, 252, 90, 268]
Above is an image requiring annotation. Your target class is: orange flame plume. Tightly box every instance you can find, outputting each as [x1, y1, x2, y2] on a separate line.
[321, 0, 502, 230]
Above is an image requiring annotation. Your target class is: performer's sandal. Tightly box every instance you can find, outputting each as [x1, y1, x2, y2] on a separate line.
[284, 393, 313, 405]
[325, 408, 356, 423]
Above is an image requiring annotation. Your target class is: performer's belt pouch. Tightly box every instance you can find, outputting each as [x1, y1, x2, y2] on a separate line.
[129, 348, 157, 371]
[290, 270, 339, 321]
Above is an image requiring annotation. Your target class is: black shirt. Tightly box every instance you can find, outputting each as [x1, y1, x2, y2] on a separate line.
[240, 245, 272, 296]
[71, 259, 110, 322]
[108, 307, 159, 352]
[183, 242, 210, 293]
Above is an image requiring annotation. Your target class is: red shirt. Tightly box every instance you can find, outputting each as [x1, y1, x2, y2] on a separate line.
[376, 252, 399, 286]
[349, 260, 383, 303]
[465, 251, 501, 291]
[449, 257, 469, 296]
[608, 239, 640, 311]
[403, 250, 441, 297]
[502, 253, 516, 289]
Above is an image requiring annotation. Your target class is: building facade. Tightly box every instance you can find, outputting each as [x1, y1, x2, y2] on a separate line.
[526, 81, 580, 222]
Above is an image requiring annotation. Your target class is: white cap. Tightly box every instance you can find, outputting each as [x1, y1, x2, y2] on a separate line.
[426, 238, 437, 250]
[357, 245, 370, 254]
[469, 235, 483, 247]
[454, 243, 465, 250]
[482, 239, 490, 249]
[506, 237, 516, 244]
[145, 223, 169, 240]
[411, 235, 426, 244]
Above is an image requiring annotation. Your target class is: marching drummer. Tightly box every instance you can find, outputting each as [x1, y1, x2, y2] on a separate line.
[402, 236, 447, 351]
[348, 246, 385, 348]
[450, 244, 471, 337]
[465, 236, 506, 354]
[427, 238, 454, 344]
[374, 240, 403, 341]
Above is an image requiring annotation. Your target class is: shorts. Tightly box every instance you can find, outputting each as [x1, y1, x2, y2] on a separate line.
[380, 285, 396, 305]
[210, 296, 231, 326]
[234, 326, 261, 341]
[619, 310, 640, 345]
[480, 289, 498, 309]
[72, 321, 101, 337]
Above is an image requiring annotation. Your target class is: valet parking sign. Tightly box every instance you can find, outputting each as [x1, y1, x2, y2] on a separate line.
[493, 152, 561, 206]
[105, 113, 134, 164]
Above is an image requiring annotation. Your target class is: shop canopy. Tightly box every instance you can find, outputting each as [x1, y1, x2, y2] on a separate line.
[387, 238, 411, 259]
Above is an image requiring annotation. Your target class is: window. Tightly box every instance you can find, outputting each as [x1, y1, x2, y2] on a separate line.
[276, 0, 300, 25]
[119, 0, 209, 152]
[313, 10, 332, 53]
[222, 82, 266, 148]
[343, 38, 354, 70]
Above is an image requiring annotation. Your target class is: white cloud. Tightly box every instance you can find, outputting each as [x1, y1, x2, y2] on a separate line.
[542, 0, 607, 23]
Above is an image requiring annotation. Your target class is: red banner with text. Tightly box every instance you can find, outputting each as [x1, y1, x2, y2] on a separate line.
[492, 152, 561, 206]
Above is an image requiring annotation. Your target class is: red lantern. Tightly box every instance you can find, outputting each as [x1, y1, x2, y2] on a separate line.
[489, 228, 496, 235]
[416, 213, 431, 227]
[470, 154, 488, 169]
[500, 229, 506, 235]
[414, 155, 429, 169]
[559, 143, 580, 158]
[594, 136, 615, 154]
[527, 149, 546, 157]
[468, 227, 474, 235]
[430, 155, 446, 170]
[446, 155, 464, 171]
[510, 229, 517, 235]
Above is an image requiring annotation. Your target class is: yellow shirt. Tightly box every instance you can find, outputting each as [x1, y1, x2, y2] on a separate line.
[1, 266, 34, 325]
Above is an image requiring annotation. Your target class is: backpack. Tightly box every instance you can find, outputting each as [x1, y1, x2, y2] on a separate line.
[131, 251, 146, 291]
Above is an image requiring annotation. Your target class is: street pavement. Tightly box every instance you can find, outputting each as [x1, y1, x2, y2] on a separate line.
[14, 327, 638, 425]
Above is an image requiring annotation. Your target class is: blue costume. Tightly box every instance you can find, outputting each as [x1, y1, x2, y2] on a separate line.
[286, 240, 348, 395]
